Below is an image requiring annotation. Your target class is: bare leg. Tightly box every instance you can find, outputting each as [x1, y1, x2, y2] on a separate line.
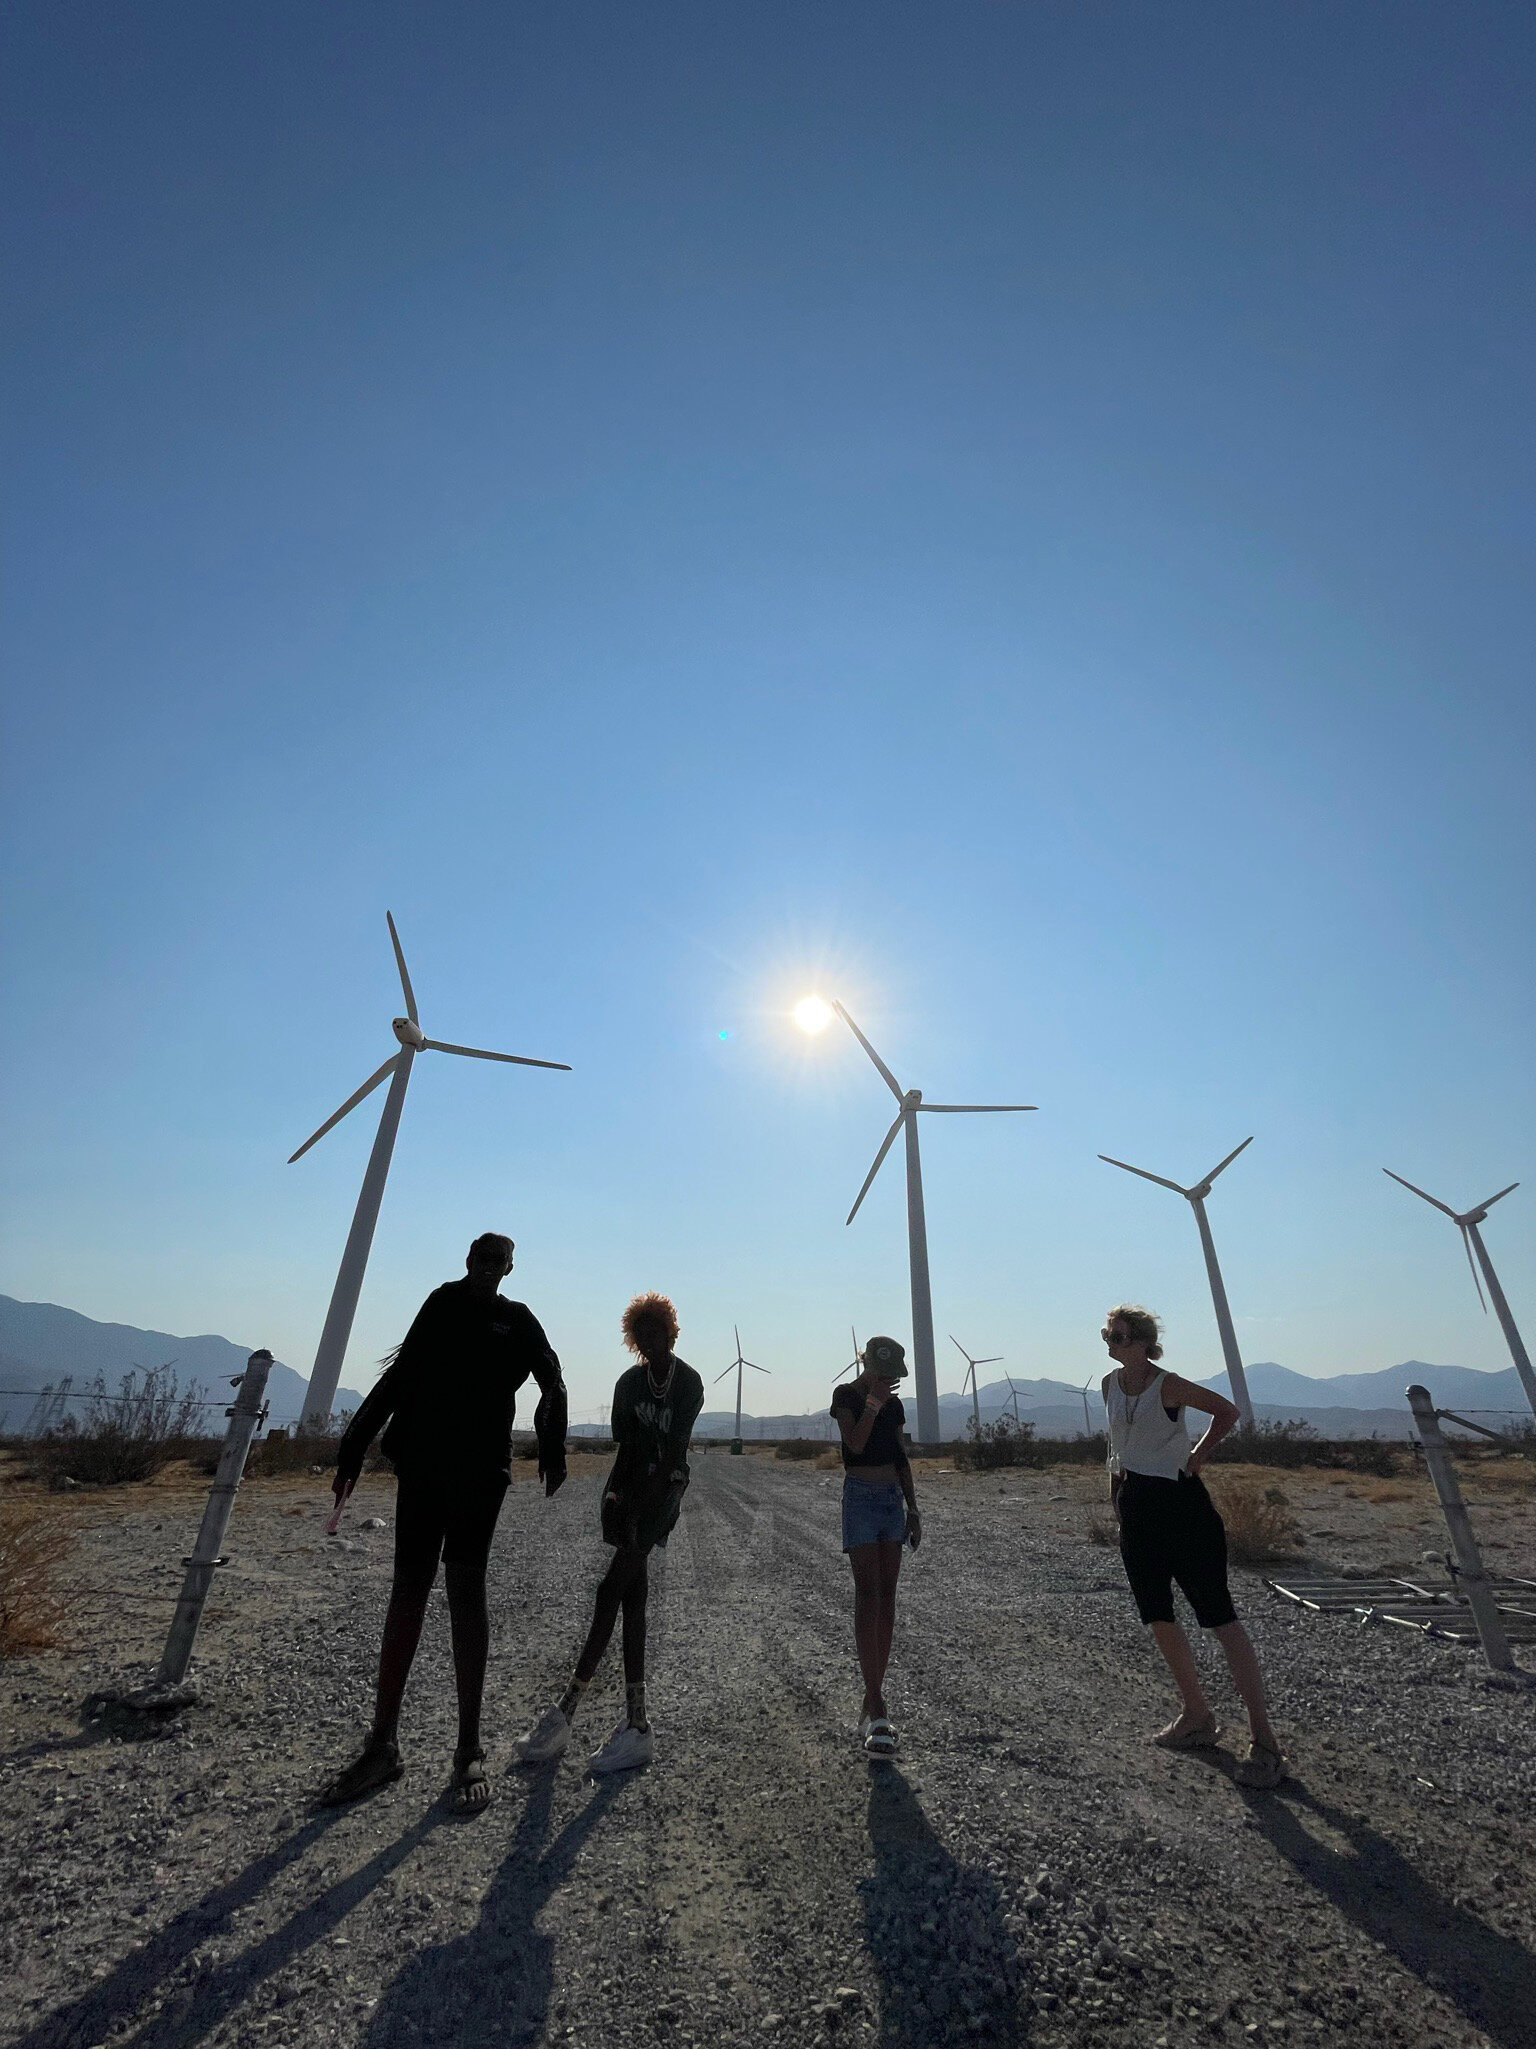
[1149, 1619, 1213, 1735]
[873, 1538, 903, 1697]
[620, 1557, 650, 1727]
[1213, 1620, 1278, 1749]
[849, 1546, 886, 1719]
[371, 1577, 434, 1746]
[572, 1547, 647, 1686]
[445, 1561, 491, 1745]
[318, 1572, 431, 1804]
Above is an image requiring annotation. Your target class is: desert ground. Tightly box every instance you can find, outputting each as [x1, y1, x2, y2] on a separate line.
[2, 1445, 1533, 2049]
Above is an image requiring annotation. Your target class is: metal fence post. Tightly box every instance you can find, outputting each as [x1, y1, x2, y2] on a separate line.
[1406, 1384, 1514, 1672]
[155, 1349, 272, 1688]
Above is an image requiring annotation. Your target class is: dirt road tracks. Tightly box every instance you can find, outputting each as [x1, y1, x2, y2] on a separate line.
[1, 1452, 1533, 2048]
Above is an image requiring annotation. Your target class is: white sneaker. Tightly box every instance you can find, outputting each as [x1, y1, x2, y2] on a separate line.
[514, 1704, 571, 1765]
[587, 1716, 655, 1775]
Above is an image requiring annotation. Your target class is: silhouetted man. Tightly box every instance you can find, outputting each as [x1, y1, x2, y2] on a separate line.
[318, 1231, 566, 1812]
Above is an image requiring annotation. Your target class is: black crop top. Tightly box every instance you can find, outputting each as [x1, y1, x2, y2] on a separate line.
[830, 1382, 909, 1469]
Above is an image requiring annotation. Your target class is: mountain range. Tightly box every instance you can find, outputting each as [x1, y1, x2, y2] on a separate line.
[0, 1295, 362, 1433]
[0, 1294, 1524, 1442]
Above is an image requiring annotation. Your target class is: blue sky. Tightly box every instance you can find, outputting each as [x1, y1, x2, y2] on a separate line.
[3, 2, 1532, 1424]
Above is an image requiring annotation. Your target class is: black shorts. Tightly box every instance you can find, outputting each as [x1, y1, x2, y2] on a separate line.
[1118, 1470, 1236, 1630]
[393, 1470, 508, 1586]
[601, 1479, 686, 1553]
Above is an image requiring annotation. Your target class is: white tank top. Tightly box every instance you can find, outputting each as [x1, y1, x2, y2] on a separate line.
[1106, 1369, 1193, 1480]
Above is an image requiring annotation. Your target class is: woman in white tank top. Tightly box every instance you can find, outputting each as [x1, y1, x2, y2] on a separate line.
[1102, 1303, 1285, 1789]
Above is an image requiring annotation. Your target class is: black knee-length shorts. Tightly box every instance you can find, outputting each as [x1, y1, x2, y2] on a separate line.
[1117, 1470, 1236, 1629]
[393, 1470, 509, 1587]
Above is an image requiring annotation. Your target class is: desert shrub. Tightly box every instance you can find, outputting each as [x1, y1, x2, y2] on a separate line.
[247, 1416, 355, 1477]
[1209, 1419, 1398, 1477]
[775, 1439, 825, 1461]
[1045, 1432, 1110, 1467]
[1205, 1476, 1303, 1564]
[29, 1369, 211, 1489]
[954, 1417, 1047, 1472]
[1087, 1513, 1119, 1548]
[1495, 1419, 1536, 1457]
[0, 1499, 75, 1654]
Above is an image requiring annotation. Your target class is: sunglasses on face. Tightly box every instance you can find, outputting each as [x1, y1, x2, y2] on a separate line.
[1103, 1328, 1134, 1345]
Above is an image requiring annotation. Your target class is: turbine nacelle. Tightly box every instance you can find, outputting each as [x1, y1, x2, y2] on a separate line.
[393, 1017, 427, 1050]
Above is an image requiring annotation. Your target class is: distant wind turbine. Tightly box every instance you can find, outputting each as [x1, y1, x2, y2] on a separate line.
[1097, 1137, 1256, 1425]
[1080, 1378, 1096, 1436]
[1383, 1171, 1535, 1419]
[834, 1001, 1035, 1444]
[836, 1327, 863, 1383]
[716, 1326, 770, 1455]
[291, 913, 571, 1426]
[1001, 1373, 1022, 1426]
[950, 1334, 1003, 1441]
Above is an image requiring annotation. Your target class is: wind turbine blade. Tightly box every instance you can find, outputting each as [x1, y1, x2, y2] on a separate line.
[974, 1356, 1003, 1366]
[948, 1335, 971, 1364]
[1098, 1153, 1187, 1195]
[749, 1363, 771, 1375]
[386, 913, 418, 1025]
[1471, 1182, 1520, 1216]
[846, 1113, 905, 1225]
[1201, 1136, 1254, 1186]
[1461, 1225, 1490, 1314]
[714, 1363, 737, 1384]
[288, 1056, 400, 1163]
[832, 1003, 904, 1101]
[1383, 1168, 1458, 1218]
[919, 1104, 1037, 1113]
[423, 1039, 572, 1071]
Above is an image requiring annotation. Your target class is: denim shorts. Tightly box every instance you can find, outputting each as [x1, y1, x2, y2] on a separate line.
[842, 1476, 907, 1551]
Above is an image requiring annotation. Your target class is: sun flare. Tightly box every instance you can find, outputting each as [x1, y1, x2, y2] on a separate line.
[794, 995, 833, 1034]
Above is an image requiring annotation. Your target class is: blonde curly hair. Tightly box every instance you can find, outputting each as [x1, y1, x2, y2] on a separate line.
[1104, 1303, 1163, 1360]
[622, 1292, 679, 1362]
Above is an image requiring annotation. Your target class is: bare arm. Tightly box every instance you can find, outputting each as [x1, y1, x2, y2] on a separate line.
[1162, 1374, 1241, 1474]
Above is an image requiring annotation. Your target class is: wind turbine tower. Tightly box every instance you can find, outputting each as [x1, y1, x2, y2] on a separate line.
[1098, 1137, 1256, 1426]
[291, 913, 571, 1427]
[950, 1335, 1003, 1441]
[834, 1001, 1035, 1445]
[716, 1327, 770, 1456]
[1384, 1171, 1535, 1420]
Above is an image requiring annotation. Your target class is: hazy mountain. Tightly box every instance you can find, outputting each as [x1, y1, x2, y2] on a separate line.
[1195, 1359, 1524, 1413]
[0, 1296, 361, 1432]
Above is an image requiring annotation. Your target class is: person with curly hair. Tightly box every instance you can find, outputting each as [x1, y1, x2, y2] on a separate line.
[1102, 1302, 1285, 1789]
[516, 1292, 704, 1774]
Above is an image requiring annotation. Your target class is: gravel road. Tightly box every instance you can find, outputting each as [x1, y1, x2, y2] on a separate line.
[2, 1450, 1533, 2049]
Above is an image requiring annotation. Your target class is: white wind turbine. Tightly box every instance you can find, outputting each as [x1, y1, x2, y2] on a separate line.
[291, 913, 571, 1426]
[835, 1002, 1035, 1444]
[1079, 1378, 1097, 1436]
[1001, 1373, 1023, 1426]
[716, 1327, 770, 1455]
[950, 1335, 1003, 1441]
[1097, 1136, 1256, 1425]
[1383, 1171, 1535, 1419]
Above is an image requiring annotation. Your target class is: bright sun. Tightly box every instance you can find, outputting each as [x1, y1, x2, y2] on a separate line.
[794, 995, 833, 1034]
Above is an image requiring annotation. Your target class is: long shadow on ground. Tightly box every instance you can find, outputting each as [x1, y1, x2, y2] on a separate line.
[359, 1770, 627, 2049]
[1256, 1782, 1536, 2049]
[860, 1765, 1023, 2047]
[8, 1805, 388, 2049]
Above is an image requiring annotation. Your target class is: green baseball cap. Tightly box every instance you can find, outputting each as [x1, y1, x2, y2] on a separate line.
[861, 1335, 908, 1379]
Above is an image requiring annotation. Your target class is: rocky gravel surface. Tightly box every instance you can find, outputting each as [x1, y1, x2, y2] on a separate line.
[2, 1450, 1533, 2049]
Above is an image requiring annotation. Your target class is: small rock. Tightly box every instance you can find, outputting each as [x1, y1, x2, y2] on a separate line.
[362, 1516, 388, 1530]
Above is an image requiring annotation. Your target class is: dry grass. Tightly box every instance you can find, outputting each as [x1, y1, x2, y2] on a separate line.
[0, 1497, 76, 1655]
[1205, 1476, 1304, 1565]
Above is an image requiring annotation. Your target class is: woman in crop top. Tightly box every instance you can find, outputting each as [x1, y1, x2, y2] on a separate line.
[830, 1334, 921, 1757]
[1102, 1302, 1285, 1789]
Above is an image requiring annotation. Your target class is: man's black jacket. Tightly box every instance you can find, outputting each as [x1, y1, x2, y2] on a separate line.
[334, 1279, 567, 1487]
